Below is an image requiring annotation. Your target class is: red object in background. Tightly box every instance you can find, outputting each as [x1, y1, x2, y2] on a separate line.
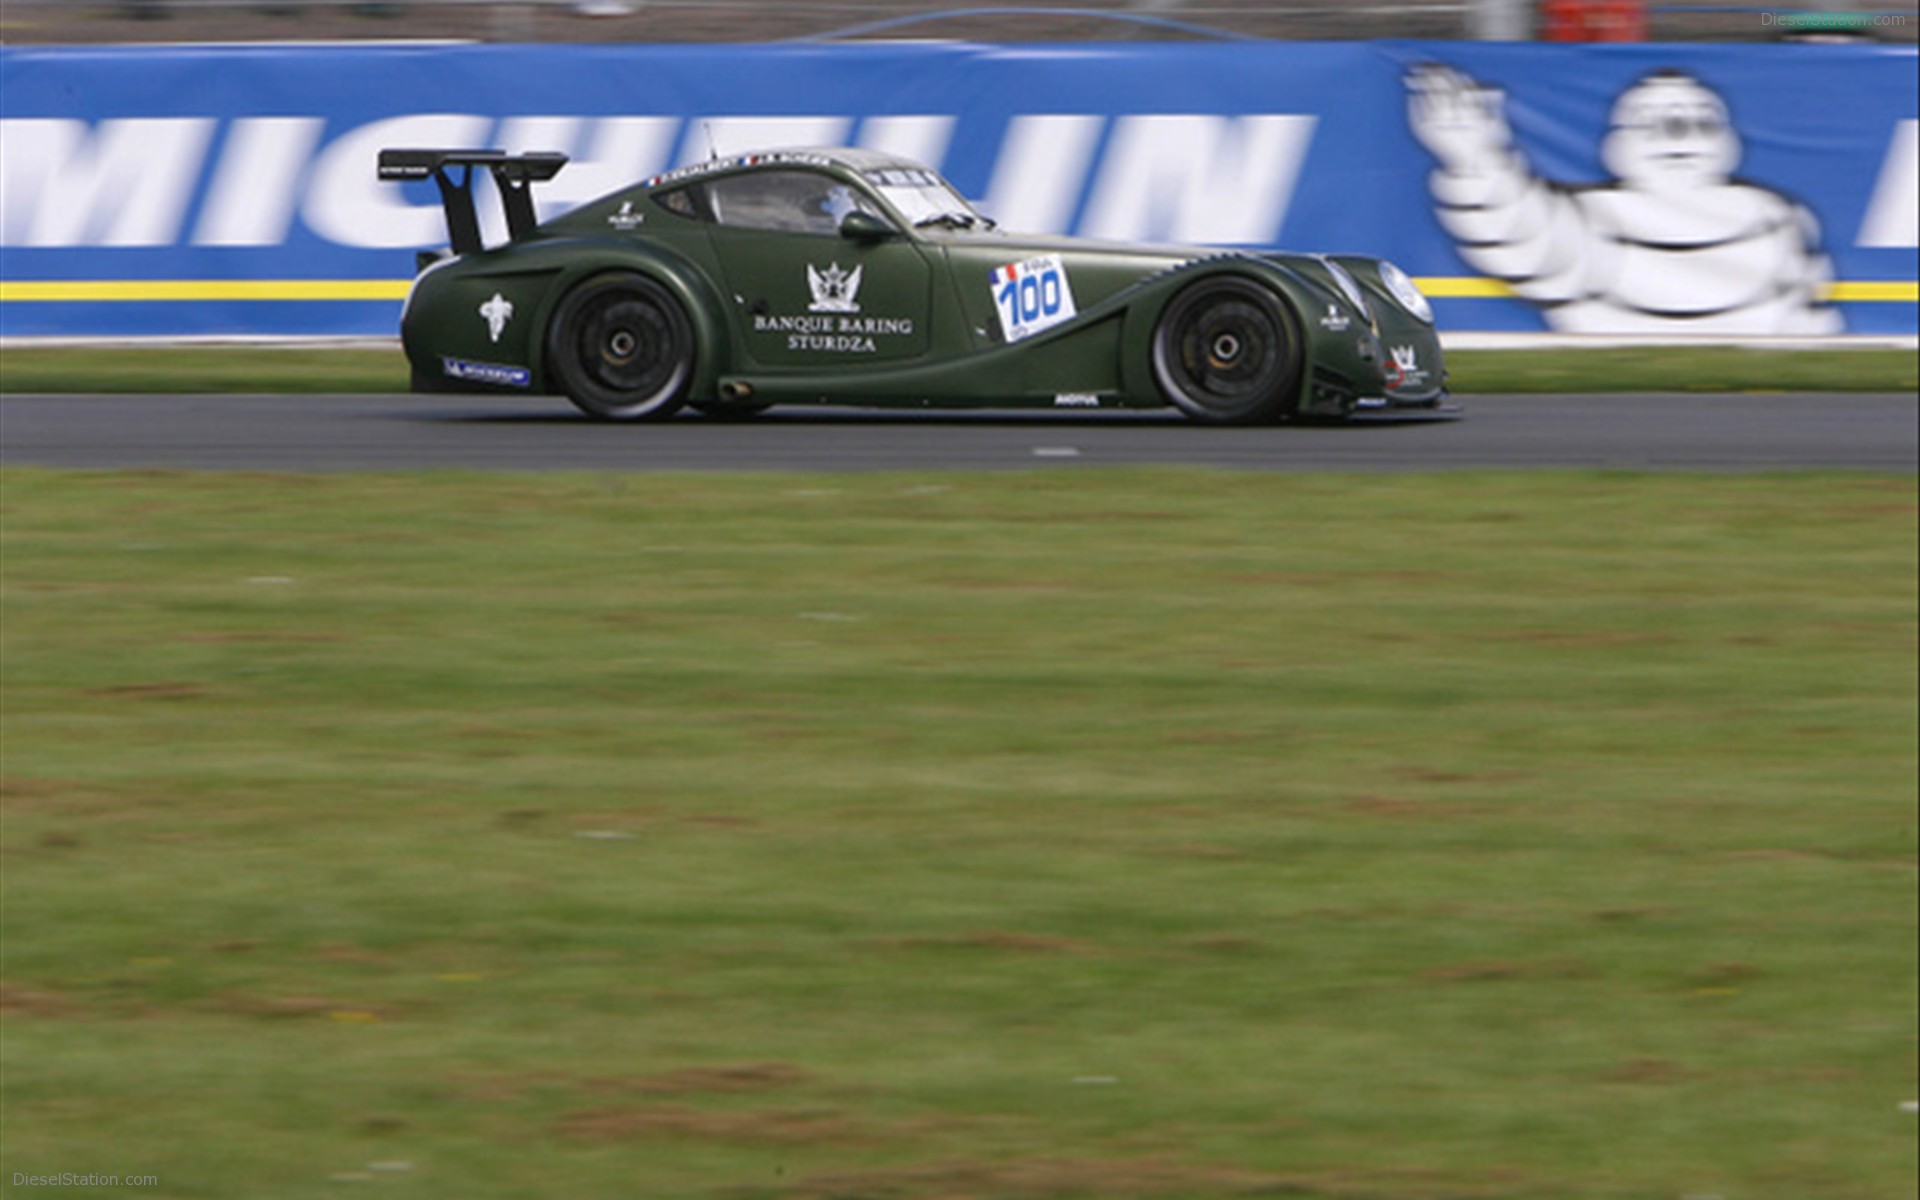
[1540, 0, 1648, 42]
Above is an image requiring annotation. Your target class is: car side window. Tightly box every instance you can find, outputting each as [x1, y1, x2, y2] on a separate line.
[701, 170, 878, 236]
[654, 186, 707, 220]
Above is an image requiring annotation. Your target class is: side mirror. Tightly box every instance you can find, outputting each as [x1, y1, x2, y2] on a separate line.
[839, 211, 897, 243]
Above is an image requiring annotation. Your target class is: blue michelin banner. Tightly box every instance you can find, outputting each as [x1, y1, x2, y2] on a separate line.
[1, 39, 1913, 338]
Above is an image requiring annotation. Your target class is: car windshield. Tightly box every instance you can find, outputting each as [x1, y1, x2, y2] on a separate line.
[863, 167, 992, 231]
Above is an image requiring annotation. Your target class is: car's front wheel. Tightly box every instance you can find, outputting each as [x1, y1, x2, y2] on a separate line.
[1150, 277, 1302, 424]
[547, 272, 695, 421]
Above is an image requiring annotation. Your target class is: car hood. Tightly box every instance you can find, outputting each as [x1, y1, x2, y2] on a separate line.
[939, 229, 1349, 297]
[931, 228, 1210, 264]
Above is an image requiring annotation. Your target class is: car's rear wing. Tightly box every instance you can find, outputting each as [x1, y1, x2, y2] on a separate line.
[377, 149, 569, 257]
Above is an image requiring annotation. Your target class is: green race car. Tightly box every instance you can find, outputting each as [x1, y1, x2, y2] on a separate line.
[379, 146, 1448, 423]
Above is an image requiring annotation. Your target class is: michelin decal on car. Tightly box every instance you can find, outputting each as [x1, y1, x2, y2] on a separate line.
[441, 357, 531, 387]
[1405, 64, 1845, 335]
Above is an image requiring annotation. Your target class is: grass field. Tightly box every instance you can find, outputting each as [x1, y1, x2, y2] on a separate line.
[3, 468, 1914, 1198]
[0, 344, 1916, 396]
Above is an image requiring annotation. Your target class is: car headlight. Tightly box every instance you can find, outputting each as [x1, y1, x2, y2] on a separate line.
[1321, 258, 1373, 323]
[1378, 261, 1434, 324]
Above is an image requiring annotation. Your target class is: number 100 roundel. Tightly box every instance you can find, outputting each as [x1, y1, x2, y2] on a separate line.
[993, 254, 1078, 344]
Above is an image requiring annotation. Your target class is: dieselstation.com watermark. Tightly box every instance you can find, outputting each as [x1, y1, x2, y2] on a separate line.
[1762, 10, 1910, 31]
[11, 1173, 160, 1189]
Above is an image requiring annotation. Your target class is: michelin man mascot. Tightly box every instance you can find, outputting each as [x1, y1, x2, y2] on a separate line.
[1406, 64, 1842, 335]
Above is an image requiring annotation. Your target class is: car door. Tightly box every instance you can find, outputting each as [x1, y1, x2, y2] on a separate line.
[690, 168, 934, 369]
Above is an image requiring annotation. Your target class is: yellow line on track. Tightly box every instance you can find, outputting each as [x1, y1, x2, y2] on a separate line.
[1826, 281, 1920, 302]
[1412, 278, 1920, 303]
[1413, 276, 1517, 298]
[0, 280, 411, 302]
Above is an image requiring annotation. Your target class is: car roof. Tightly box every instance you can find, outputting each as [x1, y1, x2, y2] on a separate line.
[643, 146, 932, 190]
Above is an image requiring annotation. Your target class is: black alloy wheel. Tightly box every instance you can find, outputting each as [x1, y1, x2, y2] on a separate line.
[1150, 276, 1302, 424]
[547, 272, 695, 421]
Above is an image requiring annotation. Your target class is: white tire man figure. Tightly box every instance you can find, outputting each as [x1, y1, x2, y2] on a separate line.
[1406, 64, 1842, 335]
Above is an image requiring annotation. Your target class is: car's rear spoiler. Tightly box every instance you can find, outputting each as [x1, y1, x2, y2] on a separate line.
[377, 149, 569, 257]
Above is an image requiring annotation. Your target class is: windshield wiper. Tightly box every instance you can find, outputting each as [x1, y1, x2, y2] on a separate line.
[913, 211, 978, 230]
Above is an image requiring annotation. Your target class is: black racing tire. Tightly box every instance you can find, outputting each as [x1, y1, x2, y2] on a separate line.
[1150, 276, 1303, 425]
[546, 272, 695, 421]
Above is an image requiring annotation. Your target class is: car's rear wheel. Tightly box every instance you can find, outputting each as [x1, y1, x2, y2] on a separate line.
[547, 272, 694, 421]
[1150, 277, 1301, 424]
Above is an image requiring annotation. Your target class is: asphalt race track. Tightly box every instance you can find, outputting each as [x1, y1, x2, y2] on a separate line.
[1, 392, 1915, 473]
